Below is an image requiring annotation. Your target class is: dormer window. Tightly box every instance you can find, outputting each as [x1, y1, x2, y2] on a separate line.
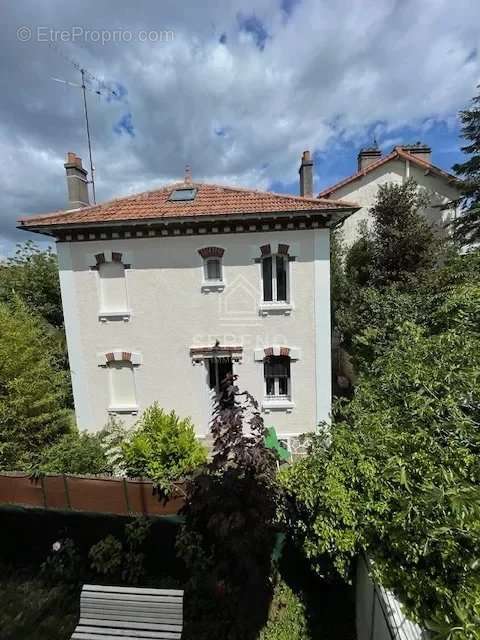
[169, 188, 197, 201]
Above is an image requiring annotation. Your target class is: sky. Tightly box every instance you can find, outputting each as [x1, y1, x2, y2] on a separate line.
[0, 0, 479, 256]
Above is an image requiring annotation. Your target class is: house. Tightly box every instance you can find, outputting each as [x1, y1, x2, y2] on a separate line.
[319, 143, 461, 246]
[18, 151, 357, 451]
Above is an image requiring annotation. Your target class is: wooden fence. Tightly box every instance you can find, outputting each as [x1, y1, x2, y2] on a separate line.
[0, 472, 185, 517]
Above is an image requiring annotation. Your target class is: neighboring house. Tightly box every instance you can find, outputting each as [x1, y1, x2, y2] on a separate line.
[19, 151, 357, 450]
[319, 143, 461, 246]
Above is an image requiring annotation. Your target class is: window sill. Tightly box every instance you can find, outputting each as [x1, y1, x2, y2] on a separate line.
[108, 405, 139, 415]
[201, 281, 225, 293]
[98, 310, 131, 322]
[259, 302, 293, 316]
[262, 399, 295, 413]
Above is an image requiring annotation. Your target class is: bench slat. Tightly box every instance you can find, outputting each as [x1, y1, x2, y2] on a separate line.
[72, 585, 184, 640]
[81, 602, 182, 615]
[75, 625, 181, 639]
[81, 611, 183, 626]
[81, 604, 182, 617]
[71, 631, 180, 640]
[80, 608, 181, 618]
[81, 593, 182, 605]
[80, 607, 183, 624]
[83, 585, 184, 597]
[79, 619, 181, 633]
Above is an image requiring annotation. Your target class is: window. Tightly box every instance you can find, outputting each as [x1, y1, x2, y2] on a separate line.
[198, 247, 225, 288]
[207, 357, 233, 393]
[264, 356, 290, 398]
[169, 188, 197, 201]
[262, 254, 288, 302]
[108, 361, 137, 410]
[205, 257, 222, 281]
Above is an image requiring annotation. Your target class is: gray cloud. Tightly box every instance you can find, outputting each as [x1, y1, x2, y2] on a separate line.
[0, 0, 479, 253]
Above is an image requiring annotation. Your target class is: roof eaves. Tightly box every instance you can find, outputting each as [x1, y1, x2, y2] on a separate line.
[17, 204, 359, 235]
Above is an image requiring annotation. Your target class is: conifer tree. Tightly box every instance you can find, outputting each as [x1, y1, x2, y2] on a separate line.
[452, 86, 480, 246]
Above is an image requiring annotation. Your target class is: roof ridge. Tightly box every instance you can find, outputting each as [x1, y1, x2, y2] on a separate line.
[20, 180, 356, 224]
[318, 148, 458, 198]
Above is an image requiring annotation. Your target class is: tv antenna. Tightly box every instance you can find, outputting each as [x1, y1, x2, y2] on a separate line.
[49, 45, 120, 204]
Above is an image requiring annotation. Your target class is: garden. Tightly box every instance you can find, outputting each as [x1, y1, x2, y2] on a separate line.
[0, 88, 479, 639]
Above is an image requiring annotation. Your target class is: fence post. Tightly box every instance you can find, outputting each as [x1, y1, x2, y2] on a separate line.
[40, 475, 47, 508]
[123, 478, 131, 515]
[62, 474, 71, 509]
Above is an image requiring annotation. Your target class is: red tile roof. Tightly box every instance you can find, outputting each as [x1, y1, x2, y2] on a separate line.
[19, 181, 357, 230]
[318, 147, 460, 198]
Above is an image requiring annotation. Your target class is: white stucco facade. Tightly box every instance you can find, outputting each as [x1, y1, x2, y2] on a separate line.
[57, 227, 332, 442]
[329, 158, 460, 246]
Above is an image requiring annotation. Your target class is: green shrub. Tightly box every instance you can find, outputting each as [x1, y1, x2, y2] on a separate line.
[89, 535, 123, 577]
[259, 581, 309, 640]
[88, 517, 152, 584]
[100, 418, 131, 475]
[40, 538, 82, 584]
[122, 517, 151, 584]
[39, 430, 113, 475]
[122, 403, 207, 493]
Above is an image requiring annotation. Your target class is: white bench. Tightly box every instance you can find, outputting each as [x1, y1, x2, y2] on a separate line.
[71, 584, 184, 639]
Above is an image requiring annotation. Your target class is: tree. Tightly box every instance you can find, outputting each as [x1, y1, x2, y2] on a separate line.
[177, 376, 282, 640]
[334, 181, 443, 375]
[452, 86, 480, 247]
[281, 255, 480, 639]
[369, 178, 439, 286]
[344, 222, 375, 288]
[0, 241, 63, 328]
[0, 300, 71, 469]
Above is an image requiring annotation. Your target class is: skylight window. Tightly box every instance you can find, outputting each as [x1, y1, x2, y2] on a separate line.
[169, 188, 197, 202]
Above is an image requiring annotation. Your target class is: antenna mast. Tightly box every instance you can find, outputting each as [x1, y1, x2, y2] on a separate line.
[80, 68, 96, 203]
[49, 44, 120, 205]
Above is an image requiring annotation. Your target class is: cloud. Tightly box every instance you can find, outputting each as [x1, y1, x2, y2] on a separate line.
[280, 0, 301, 18]
[0, 0, 479, 253]
[113, 112, 135, 136]
[237, 13, 270, 50]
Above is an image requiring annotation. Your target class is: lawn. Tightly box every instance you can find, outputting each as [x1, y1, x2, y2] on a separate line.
[0, 554, 356, 640]
[0, 566, 79, 640]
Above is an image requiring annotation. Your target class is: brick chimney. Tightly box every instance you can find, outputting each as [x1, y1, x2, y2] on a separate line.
[357, 146, 382, 172]
[400, 142, 431, 164]
[64, 152, 89, 209]
[299, 150, 313, 197]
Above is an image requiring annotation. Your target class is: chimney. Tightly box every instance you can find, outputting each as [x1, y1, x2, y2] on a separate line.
[64, 152, 89, 209]
[357, 147, 382, 172]
[299, 150, 313, 197]
[400, 142, 431, 164]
